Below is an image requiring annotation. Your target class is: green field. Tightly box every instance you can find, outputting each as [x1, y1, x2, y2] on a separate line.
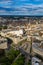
[0, 47, 20, 65]
[11, 55, 25, 65]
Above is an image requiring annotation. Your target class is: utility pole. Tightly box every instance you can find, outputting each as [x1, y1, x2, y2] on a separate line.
[30, 36, 33, 65]
[30, 37, 32, 54]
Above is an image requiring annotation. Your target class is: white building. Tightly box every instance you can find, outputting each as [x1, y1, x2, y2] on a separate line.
[0, 37, 7, 49]
[7, 29, 23, 36]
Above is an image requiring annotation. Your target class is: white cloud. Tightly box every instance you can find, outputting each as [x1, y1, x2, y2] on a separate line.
[0, 0, 43, 15]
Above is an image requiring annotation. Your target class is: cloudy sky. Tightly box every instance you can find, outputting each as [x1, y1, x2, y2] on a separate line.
[0, 0, 43, 15]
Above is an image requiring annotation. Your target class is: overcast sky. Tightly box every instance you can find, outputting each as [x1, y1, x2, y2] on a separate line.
[0, 0, 43, 15]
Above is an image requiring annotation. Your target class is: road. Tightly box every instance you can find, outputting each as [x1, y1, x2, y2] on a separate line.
[32, 43, 43, 57]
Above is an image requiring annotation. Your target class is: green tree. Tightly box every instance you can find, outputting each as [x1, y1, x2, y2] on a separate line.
[3, 25, 7, 29]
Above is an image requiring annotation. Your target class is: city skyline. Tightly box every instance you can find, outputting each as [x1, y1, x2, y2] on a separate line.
[0, 0, 43, 15]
